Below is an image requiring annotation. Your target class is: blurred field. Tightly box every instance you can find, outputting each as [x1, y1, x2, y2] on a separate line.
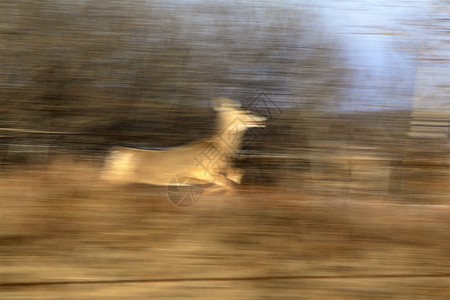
[0, 153, 449, 299]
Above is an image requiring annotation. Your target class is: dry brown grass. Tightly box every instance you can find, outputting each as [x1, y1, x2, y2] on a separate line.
[0, 157, 449, 299]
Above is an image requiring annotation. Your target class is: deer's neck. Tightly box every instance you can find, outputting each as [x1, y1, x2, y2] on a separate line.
[214, 118, 246, 156]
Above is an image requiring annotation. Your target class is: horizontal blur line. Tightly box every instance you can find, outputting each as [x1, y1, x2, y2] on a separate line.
[0, 128, 77, 134]
[411, 120, 450, 126]
[348, 32, 406, 36]
[2, 274, 450, 287]
[411, 124, 450, 128]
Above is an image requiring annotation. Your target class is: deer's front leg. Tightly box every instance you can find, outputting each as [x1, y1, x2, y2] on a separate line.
[196, 172, 236, 195]
[190, 168, 239, 194]
[225, 167, 244, 184]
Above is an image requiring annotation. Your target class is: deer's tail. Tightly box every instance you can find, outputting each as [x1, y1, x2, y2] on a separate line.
[100, 147, 135, 183]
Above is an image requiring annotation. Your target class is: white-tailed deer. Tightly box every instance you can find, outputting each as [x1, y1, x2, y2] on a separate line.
[101, 98, 266, 191]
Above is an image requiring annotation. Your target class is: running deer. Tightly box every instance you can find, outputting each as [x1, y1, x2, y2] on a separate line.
[101, 98, 266, 191]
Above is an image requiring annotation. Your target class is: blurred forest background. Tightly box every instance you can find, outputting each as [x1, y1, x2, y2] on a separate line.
[1, 0, 449, 200]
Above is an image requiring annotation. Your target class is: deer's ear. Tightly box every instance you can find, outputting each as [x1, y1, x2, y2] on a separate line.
[212, 98, 241, 111]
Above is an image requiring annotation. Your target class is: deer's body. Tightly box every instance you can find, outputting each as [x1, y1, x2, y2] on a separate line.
[101, 98, 266, 190]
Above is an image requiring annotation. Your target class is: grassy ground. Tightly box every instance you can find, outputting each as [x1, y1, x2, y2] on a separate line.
[0, 157, 449, 299]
